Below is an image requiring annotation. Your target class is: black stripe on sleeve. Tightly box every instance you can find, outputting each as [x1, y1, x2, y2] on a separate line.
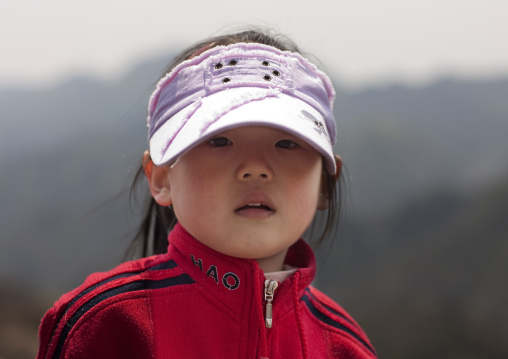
[52, 273, 195, 359]
[65, 260, 177, 317]
[148, 259, 177, 271]
[304, 288, 358, 329]
[302, 295, 376, 356]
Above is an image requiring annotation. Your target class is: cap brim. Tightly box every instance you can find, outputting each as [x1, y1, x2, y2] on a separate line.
[149, 87, 336, 174]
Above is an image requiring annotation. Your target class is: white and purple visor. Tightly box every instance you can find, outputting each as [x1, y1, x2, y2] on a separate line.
[147, 42, 337, 173]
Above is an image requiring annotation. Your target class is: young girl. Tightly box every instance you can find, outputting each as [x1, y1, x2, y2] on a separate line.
[37, 29, 377, 359]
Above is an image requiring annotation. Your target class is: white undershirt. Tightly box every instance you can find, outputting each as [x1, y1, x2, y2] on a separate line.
[264, 264, 298, 282]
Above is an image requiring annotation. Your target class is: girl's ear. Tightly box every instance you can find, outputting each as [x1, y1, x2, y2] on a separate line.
[317, 155, 342, 210]
[143, 151, 173, 206]
[333, 154, 343, 182]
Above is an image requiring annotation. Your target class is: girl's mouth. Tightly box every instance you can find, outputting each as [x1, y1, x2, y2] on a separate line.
[235, 202, 275, 218]
[236, 203, 273, 211]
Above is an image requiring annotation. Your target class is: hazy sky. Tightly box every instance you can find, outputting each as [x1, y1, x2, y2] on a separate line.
[2, 0, 508, 88]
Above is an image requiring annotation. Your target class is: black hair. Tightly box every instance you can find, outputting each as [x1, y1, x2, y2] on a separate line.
[126, 28, 344, 258]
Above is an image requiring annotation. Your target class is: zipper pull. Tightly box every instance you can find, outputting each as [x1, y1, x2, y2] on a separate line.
[264, 279, 279, 328]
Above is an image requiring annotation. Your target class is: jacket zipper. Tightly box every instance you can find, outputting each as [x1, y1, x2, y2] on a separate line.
[264, 279, 279, 328]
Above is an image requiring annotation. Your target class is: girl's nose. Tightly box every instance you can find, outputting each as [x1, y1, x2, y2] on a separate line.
[236, 151, 273, 181]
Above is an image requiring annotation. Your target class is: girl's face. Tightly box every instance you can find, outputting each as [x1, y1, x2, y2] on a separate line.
[150, 126, 323, 271]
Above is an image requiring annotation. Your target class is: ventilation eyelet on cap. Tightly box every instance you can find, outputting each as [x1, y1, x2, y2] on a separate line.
[262, 61, 269, 66]
[272, 70, 280, 77]
[215, 63, 223, 69]
[228, 59, 237, 66]
[222, 77, 231, 83]
[263, 75, 271, 81]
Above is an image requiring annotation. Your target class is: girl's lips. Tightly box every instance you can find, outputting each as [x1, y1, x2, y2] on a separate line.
[234, 192, 275, 218]
[236, 203, 273, 211]
[235, 204, 275, 219]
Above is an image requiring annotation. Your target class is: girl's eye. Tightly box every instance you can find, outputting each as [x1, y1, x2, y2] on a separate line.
[208, 137, 232, 147]
[276, 139, 298, 149]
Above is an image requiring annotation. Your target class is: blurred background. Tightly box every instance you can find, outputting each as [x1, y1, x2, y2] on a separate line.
[1, 1, 507, 358]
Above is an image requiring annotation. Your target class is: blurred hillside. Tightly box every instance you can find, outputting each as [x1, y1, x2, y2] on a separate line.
[0, 54, 507, 358]
[315, 173, 508, 358]
[334, 79, 508, 212]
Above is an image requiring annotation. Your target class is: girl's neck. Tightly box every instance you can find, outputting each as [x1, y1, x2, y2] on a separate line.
[256, 249, 289, 273]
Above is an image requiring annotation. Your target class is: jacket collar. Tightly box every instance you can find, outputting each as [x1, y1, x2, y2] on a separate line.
[167, 223, 316, 318]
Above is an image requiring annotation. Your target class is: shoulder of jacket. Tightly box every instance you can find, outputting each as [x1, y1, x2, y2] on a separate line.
[302, 286, 377, 358]
[37, 254, 195, 359]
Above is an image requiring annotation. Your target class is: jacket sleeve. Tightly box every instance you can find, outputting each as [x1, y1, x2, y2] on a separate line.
[37, 291, 155, 359]
[36, 258, 159, 359]
[37, 285, 84, 359]
[304, 286, 377, 358]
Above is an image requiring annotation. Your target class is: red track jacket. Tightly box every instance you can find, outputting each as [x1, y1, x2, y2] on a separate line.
[38, 223, 376, 359]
